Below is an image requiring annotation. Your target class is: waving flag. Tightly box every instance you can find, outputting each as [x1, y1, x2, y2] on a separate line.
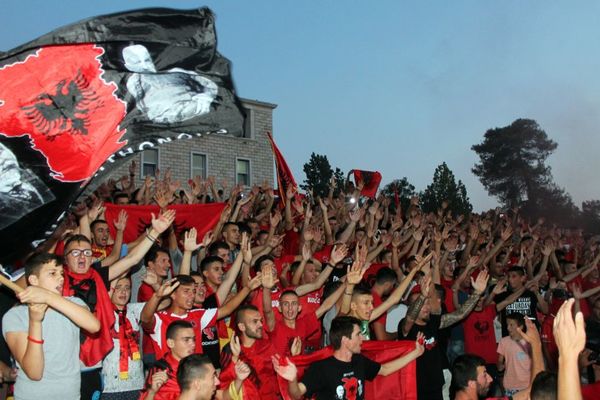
[266, 132, 299, 207]
[0, 7, 245, 264]
[350, 169, 382, 199]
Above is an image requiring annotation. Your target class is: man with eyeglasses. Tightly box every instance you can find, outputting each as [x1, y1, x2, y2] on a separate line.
[62, 210, 175, 400]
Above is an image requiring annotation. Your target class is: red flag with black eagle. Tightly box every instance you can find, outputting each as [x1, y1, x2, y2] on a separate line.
[277, 340, 418, 400]
[266, 132, 299, 207]
[104, 203, 226, 244]
[350, 169, 382, 199]
[0, 7, 245, 265]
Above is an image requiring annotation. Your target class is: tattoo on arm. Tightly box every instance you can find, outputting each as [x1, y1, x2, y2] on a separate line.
[440, 292, 481, 329]
[406, 295, 426, 321]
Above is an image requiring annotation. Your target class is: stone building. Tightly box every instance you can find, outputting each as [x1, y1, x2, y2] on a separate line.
[105, 98, 277, 190]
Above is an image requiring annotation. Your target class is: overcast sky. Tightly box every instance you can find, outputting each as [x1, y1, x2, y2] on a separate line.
[2, 1, 599, 211]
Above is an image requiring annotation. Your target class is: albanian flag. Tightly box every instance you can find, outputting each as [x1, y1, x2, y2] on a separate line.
[104, 203, 226, 244]
[0, 7, 245, 264]
[277, 340, 417, 400]
[266, 132, 299, 207]
[350, 169, 382, 199]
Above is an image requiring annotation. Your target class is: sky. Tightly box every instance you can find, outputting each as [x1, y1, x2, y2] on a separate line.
[2, 1, 599, 211]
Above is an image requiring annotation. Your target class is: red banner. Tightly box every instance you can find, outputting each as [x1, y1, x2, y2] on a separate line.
[104, 203, 226, 243]
[351, 170, 382, 199]
[266, 132, 299, 207]
[277, 340, 417, 400]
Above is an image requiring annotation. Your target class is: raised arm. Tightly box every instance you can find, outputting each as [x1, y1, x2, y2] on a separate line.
[379, 333, 425, 376]
[216, 233, 250, 304]
[262, 268, 277, 332]
[441, 271, 488, 329]
[108, 210, 175, 281]
[140, 279, 180, 332]
[296, 244, 348, 296]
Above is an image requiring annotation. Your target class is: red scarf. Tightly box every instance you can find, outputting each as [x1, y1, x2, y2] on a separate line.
[113, 304, 141, 379]
[63, 267, 115, 366]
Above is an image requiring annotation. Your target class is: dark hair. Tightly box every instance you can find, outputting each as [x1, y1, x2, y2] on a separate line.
[64, 234, 91, 250]
[508, 266, 526, 276]
[330, 316, 361, 350]
[223, 222, 239, 232]
[530, 371, 557, 400]
[451, 354, 486, 392]
[166, 320, 193, 340]
[143, 246, 170, 267]
[25, 253, 63, 281]
[506, 312, 526, 329]
[254, 254, 274, 273]
[375, 267, 397, 285]
[199, 256, 224, 273]
[177, 354, 213, 391]
[351, 285, 372, 300]
[113, 192, 130, 202]
[90, 219, 108, 231]
[279, 289, 298, 301]
[207, 241, 230, 256]
[175, 275, 196, 286]
[190, 271, 203, 278]
[235, 304, 259, 326]
[238, 222, 251, 235]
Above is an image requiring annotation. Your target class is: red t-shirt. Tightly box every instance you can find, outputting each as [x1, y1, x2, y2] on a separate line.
[274, 254, 296, 277]
[371, 290, 387, 327]
[140, 352, 180, 400]
[463, 305, 497, 365]
[364, 263, 390, 288]
[239, 339, 280, 400]
[282, 229, 300, 256]
[269, 312, 320, 357]
[145, 308, 217, 359]
[312, 244, 333, 264]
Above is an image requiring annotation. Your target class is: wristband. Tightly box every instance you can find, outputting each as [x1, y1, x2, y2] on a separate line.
[146, 233, 157, 243]
[27, 336, 44, 344]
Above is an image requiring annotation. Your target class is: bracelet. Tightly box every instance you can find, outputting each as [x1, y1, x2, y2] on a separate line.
[146, 232, 158, 242]
[27, 336, 44, 344]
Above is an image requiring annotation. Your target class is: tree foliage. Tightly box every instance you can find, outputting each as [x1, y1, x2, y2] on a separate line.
[421, 162, 472, 216]
[471, 119, 557, 207]
[380, 178, 416, 213]
[301, 153, 344, 198]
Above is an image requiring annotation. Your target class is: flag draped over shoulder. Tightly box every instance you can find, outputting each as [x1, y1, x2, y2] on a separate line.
[104, 203, 226, 244]
[350, 170, 382, 199]
[0, 7, 244, 264]
[277, 341, 417, 400]
[266, 132, 298, 207]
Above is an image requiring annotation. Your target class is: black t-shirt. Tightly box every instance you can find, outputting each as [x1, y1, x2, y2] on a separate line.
[399, 313, 444, 400]
[494, 289, 538, 336]
[201, 293, 221, 369]
[301, 354, 380, 400]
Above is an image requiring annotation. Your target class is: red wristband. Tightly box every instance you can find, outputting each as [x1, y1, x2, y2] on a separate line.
[27, 336, 44, 344]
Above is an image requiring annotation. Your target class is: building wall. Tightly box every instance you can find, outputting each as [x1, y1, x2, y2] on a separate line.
[104, 98, 276, 191]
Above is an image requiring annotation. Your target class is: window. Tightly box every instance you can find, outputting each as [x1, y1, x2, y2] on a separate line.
[190, 153, 207, 179]
[236, 158, 251, 186]
[141, 148, 159, 177]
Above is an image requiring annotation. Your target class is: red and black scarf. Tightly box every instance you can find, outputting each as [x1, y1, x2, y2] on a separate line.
[113, 304, 141, 379]
[63, 267, 115, 366]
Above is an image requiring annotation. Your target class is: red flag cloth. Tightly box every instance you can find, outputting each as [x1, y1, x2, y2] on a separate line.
[351, 170, 382, 199]
[63, 267, 115, 366]
[277, 340, 417, 400]
[266, 132, 299, 208]
[104, 203, 226, 244]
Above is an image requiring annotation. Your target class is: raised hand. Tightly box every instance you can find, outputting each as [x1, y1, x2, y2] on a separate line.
[156, 279, 180, 298]
[183, 228, 202, 252]
[301, 242, 312, 262]
[270, 211, 282, 228]
[129, 160, 137, 176]
[471, 269, 489, 293]
[151, 209, 176, 234]
[492, 278, 508, 295]
[346, 260, 366, 285]
[230, 335, 241, 358]
[150, 370, 168, 393]
[87, 200, 105, 221]
[415, 331, 425, 356]
[241, 233, 252, 265]
[330, 244, 349, 266]
[114, 210, 128, 232]
[200, 230, 214, 248]
[234, 360, 251, 381]
[349, 207, 365, 223]
[553, 298, 586, 356]
[516, 317, 541, 347]
[247, 272, 263, 291]
[143, 269, 159, 287]
[261, 266, 278, 289]
[272, 355, 298, 382]
[290, 336, 302, 356]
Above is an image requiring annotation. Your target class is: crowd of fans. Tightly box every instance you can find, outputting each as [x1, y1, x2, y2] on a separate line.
[1, 162, 599, 400]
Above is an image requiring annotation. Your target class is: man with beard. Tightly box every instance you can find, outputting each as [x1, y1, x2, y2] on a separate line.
[273, 316, 425, 400]
[450, 354, 493, 400]
[220, 304, 281, 400]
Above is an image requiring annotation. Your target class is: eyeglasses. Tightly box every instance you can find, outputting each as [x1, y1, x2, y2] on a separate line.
[68, 249, 93, 258]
